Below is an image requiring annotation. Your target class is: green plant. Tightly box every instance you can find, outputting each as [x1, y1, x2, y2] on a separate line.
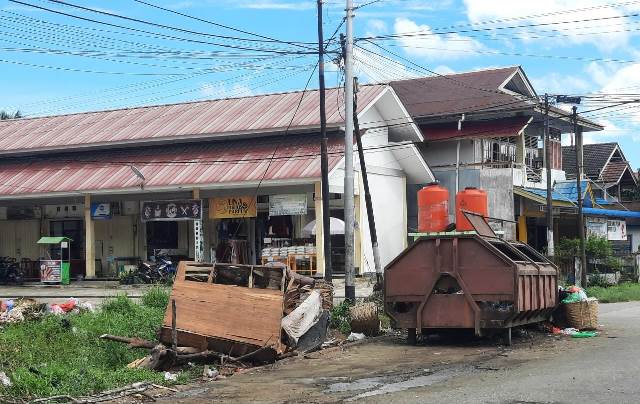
[142, 286, 170, 309]
[330, 300, 352, 335]
[587, 283, 640, 303]
[0, 295, 180, 399]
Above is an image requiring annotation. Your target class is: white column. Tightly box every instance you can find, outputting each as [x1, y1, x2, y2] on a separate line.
[84, 194, 95, 278]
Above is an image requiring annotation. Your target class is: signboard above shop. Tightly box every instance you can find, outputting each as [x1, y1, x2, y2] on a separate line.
[141, 200, 202, 221]
[91, 203, 111, 220]
[210, 196, 257, 219]
[269, 194, 307, 216]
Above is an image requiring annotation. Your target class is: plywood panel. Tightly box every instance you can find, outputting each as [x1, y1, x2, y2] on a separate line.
[163, 262, 285, 353]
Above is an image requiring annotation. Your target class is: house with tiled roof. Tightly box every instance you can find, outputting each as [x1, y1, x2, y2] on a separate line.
[390, 66, 603, 241]
[562, 142, 638, 201]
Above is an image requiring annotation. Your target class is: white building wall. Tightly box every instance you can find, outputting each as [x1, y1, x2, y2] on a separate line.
[359, 172, 407, 274]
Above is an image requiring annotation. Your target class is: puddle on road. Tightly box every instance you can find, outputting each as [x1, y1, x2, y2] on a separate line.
[324, 366, 468, 401]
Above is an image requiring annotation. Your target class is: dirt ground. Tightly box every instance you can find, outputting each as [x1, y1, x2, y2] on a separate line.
[129, 326, 587, 404]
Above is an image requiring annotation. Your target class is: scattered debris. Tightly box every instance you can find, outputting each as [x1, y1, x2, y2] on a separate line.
[164, 372, 178, 382]
[0, 371, 12, 387]
[347, 332, 366, 342]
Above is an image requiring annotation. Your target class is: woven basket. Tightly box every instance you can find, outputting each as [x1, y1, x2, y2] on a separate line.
[564, 299, 599, 330]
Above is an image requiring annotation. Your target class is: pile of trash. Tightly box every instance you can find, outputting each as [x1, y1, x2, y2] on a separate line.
[545, 285, 599, 338]
[0, 297, 95, 326]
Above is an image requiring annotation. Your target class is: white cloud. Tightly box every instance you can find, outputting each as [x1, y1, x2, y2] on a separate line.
[200, 82, 254, 99]
[366, 19, 388, 35]
[462, 0, 633, 52]
[234, 1, 314, 10]
[531, 72, 592, 95]
[393, 17, 487, 61]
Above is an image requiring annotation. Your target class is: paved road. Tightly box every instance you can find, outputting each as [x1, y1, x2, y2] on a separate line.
[375, 301, 640, 404]
[155, 301, 640, 404]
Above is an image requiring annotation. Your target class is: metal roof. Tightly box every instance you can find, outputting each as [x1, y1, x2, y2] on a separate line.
[0, 134, 344, 197]
[0, 85, 386, 156]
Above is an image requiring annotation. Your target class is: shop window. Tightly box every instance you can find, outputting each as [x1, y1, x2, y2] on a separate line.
[146, 221, 179, 249]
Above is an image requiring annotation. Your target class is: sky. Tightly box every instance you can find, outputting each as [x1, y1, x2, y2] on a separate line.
[1, 0, 640, 168]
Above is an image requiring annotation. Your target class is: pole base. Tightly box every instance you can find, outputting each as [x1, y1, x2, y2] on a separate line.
[345, 285, 356, 302]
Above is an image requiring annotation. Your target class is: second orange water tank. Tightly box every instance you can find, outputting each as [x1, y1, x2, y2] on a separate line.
[418, 182, 449, 233]
[456, 187, 488, 231]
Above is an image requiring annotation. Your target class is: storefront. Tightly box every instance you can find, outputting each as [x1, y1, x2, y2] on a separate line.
[0, 83, 433, 280]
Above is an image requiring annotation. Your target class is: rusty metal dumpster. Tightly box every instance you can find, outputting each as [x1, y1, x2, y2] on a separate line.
[384, 212, 558, 344]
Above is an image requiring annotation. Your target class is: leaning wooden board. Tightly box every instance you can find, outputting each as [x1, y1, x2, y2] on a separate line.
[160, 261, 286, 356]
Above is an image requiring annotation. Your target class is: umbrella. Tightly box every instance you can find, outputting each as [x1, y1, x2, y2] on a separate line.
[302, 217, 345, 236]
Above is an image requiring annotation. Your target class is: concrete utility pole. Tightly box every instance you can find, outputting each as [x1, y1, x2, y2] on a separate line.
[317, 0, 333, 282]
[574, 106, 588, 286]
[544, 94, 555, 257]
[343, 0, 356, 301]
[352, 77, 383, 290]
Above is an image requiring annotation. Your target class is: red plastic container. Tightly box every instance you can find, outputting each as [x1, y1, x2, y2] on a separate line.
[417, 182, 449, 233]
[456, 187, 488, 231]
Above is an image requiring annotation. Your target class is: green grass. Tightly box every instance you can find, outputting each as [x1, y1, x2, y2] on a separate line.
[0, 288, 183, 400]
[587, 283, 640, 303]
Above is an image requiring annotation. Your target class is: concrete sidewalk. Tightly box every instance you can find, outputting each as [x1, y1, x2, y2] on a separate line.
[0, 276, 376, 305]
[0, 281, 152, 305]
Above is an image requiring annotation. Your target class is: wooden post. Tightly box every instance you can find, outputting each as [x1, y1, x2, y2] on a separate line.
[171, 299, 177, 351]
[84, 194, 96, 279]
[314, 182, 325, 276]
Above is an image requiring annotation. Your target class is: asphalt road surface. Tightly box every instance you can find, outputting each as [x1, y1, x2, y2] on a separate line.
[153, 301, 640, 404]
[375, 301, 640, 404]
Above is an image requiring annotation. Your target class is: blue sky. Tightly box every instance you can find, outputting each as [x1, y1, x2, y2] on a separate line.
[1, 0, 639, 168]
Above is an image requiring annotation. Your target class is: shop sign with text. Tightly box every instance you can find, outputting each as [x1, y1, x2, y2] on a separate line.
[210, 196, 257, 219]
[269, 194, 307, 216]
[141, 200, 202, 221]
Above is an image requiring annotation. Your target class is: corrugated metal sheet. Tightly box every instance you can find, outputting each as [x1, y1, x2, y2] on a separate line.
[0, 85, 385, 154]
[0, 135, 344, 196]
[420, 116, 531, 141]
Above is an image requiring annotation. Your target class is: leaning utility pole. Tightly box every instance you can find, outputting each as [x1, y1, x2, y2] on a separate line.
[317, 0, 333, 282]
[352, 77, 383, 290]
[343, 0, 356, 301]
[544, 94, 555, 257]
[574, 106, 588, 287]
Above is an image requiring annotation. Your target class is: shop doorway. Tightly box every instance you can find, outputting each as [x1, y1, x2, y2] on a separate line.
[146, 221, 179, 258]
[50, 220, 84, 278]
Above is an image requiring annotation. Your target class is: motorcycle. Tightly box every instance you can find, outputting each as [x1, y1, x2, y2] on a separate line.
[120, 253, 175, 285]
[0, 257, 23, 285]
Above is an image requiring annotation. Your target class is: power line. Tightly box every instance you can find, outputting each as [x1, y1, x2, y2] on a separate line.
[8, 0, 314, 55]
[132, 0, 317, 50]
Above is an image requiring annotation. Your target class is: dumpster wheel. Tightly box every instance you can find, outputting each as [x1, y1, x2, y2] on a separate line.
[504, 327, 512, 346]
[407, 328, 417, 345]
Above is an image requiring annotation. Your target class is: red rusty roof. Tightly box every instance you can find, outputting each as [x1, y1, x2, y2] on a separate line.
[420, 116, 532, 141]
[0, 85, 385, 155]
[0, 135, 344, 196]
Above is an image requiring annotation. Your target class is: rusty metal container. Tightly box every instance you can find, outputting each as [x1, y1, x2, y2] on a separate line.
[418, 182, 449, 233]
[385, 212, 558, 344]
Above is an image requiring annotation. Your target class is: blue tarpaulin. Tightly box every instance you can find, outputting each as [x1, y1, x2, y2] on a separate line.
[582, 208, 640, 218]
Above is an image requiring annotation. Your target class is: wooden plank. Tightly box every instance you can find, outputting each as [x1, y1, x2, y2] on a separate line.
[163, 262, 285, 353]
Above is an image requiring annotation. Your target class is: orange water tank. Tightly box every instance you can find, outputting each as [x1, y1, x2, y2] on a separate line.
[456, 187, 488, 231]
[418, 182, 449, 233]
